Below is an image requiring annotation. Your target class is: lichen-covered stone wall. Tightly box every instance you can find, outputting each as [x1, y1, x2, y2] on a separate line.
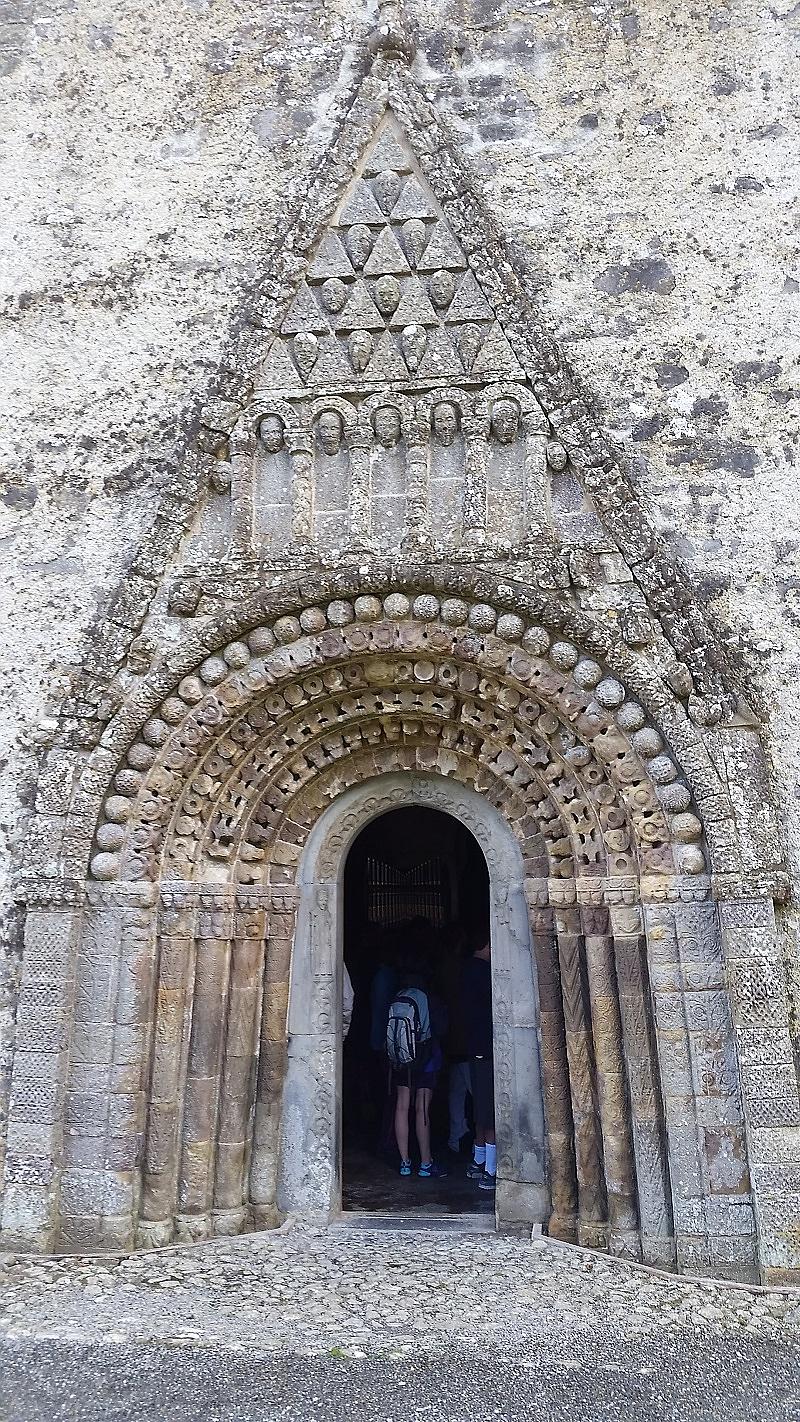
[1, 0, 798, 1156]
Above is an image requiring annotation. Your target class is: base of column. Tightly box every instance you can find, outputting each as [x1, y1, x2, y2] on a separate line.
[578, 1219, 610, 1250]
[608, 1228, 642, 1262]
[136, 1217, 174, 1249]
[496, 1179, 549, 1230]
[174, 1212, 213, 1243]
[547, 1210, 578, 1243]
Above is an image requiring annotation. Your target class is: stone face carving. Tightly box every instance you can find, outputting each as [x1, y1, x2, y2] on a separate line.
[317, 410, 344, 456]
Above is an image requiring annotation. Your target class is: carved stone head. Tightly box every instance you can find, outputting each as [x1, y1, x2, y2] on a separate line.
[373, 405, 402, 449]
[346, 224, 373, 269]
[259, 415, 285, 454]
[546, 439, 568, 472]
[429, 269, 455, 310]
[401, 323, 427, 373]
[433, 401, 459, 447]
[317, 409, 344, 456]
[374, 275, 401, 317]
[320, 278, 348, 314]
[373, 168, 402, 215]
[490, 397, 520, 445]
[348, 329, 373, 374]
[402, 218, 427, 267]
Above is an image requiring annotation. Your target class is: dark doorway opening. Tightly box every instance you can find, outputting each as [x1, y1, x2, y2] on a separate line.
[341, 805, 493, 1215]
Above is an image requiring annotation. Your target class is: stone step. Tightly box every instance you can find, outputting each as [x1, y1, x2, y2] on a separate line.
[334, 1211, 496, 1234]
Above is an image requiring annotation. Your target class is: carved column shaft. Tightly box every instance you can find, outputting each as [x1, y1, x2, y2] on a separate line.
[139, 901, 196, 1244]
[347, 432, 372, 548]
[462, 425, 488, 544]
[212, 908, 266, 1233]
[610, 907, 675, 1268]
[287, 432, 313, 545]
[522, 413, 549, 537]
[230, 448, 254, 553]
[580, 904, 640, 1258]
[554, 905, 608, 1245]
[404, 439, 430, 541]
[249, 908, 295, 1225]
[1, 900, 83, 1250]
[175, 905, 233, 1239]
[530, 904, 578, 1242]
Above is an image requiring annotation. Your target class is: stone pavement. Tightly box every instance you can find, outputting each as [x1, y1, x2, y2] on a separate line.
[1, 1222, 800, 1420]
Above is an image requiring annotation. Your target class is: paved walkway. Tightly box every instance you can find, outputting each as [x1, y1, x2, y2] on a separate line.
[1, 1223, 800, 1420]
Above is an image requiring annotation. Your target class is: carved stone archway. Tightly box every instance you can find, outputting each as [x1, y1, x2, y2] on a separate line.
[3, 0, 800, 1289]
[276, 773, 549, 1230]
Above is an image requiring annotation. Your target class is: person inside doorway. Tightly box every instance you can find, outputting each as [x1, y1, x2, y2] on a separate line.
[388, 923, 448, 1179]
[462, 932, 496, 1193]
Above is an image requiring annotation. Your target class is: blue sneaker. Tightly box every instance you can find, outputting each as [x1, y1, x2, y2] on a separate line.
[399, 1160, 412, 1176]
[418, 1161, 448, 1179]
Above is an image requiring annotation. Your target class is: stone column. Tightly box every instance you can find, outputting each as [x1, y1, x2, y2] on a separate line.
[529, 903, 578, 1242]
[554, 903, 608, 1246]
[287, 430, 314, 546]
[718, 895, 800, 1283]
[608, 900, 675, 1268]
[580, 901, 640, 1259]
[175, 898, 233, 1241]
[96, 893, 158, 1251]
[213, 903, 266, 1236]
[275, 880, 339, 1218]
[0, 889, 84, 1250]
[492, 880, 549, 1229]
[643, 898, 758, 1281]
[138, 894, 197, 1247]
[249, 902, 295, 1227]
[404, 436, 430, 545]
[56, 895, 136, 1252]
[346, 428, 372, 549]
[230, 443, 254, 553]
[462, 417, 488, 545]
[522, 410, 549, 537]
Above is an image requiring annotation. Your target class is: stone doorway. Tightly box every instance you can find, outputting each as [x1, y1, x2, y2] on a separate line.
[340, 804, 491, 1216]
[275, 774, 550, 1232]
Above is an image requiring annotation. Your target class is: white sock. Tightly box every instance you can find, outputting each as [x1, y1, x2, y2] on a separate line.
[485, 1144, 497, 1177]
[473, 1145, 486, 1166]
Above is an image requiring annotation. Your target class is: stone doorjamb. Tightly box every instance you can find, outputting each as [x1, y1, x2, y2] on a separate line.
[275, 772, 550, 1229]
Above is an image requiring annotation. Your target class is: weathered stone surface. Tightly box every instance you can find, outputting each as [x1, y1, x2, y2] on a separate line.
[0, 0, 798, 1289]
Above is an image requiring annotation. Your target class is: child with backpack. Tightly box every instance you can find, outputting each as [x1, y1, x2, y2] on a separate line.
[385, 932, 448, 1179]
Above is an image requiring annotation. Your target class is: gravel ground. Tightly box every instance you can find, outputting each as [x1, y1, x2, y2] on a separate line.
[1, 1223, 799, 1420]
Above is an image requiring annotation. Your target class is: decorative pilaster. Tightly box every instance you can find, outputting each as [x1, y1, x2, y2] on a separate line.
[213, 906, 266, 1235]
[718, 895, 800, 1283]
[554, 904, 609, 1246]
[581, 903, 640, 1259]
[175, 900, 233, 1241]
[249, 904, 295, 1226]
[530, 904, 578, 1242]
[347, 428, 372, 549]
[404, 436, 430, 545]
[287, 430, 314, 546]
[522, 409, 549, 537]
[138, 895, 197, 1247]
[462, 417, 488, 545]
[608, 900, 675, 1268]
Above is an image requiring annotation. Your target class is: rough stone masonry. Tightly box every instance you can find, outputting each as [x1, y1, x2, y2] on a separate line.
[0, 0, 798, 1284]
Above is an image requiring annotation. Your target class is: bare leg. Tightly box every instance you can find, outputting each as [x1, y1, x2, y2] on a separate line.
[415, 1087, 432, 1164]
[394, 1085, 411, 1161]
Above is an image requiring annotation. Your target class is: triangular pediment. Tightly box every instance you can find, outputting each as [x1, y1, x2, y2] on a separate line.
[61, 15, 742, 735]
[255, 111, 523, 399]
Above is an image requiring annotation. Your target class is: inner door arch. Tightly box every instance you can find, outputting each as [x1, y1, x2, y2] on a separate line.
[275, 772, 550, 1229]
